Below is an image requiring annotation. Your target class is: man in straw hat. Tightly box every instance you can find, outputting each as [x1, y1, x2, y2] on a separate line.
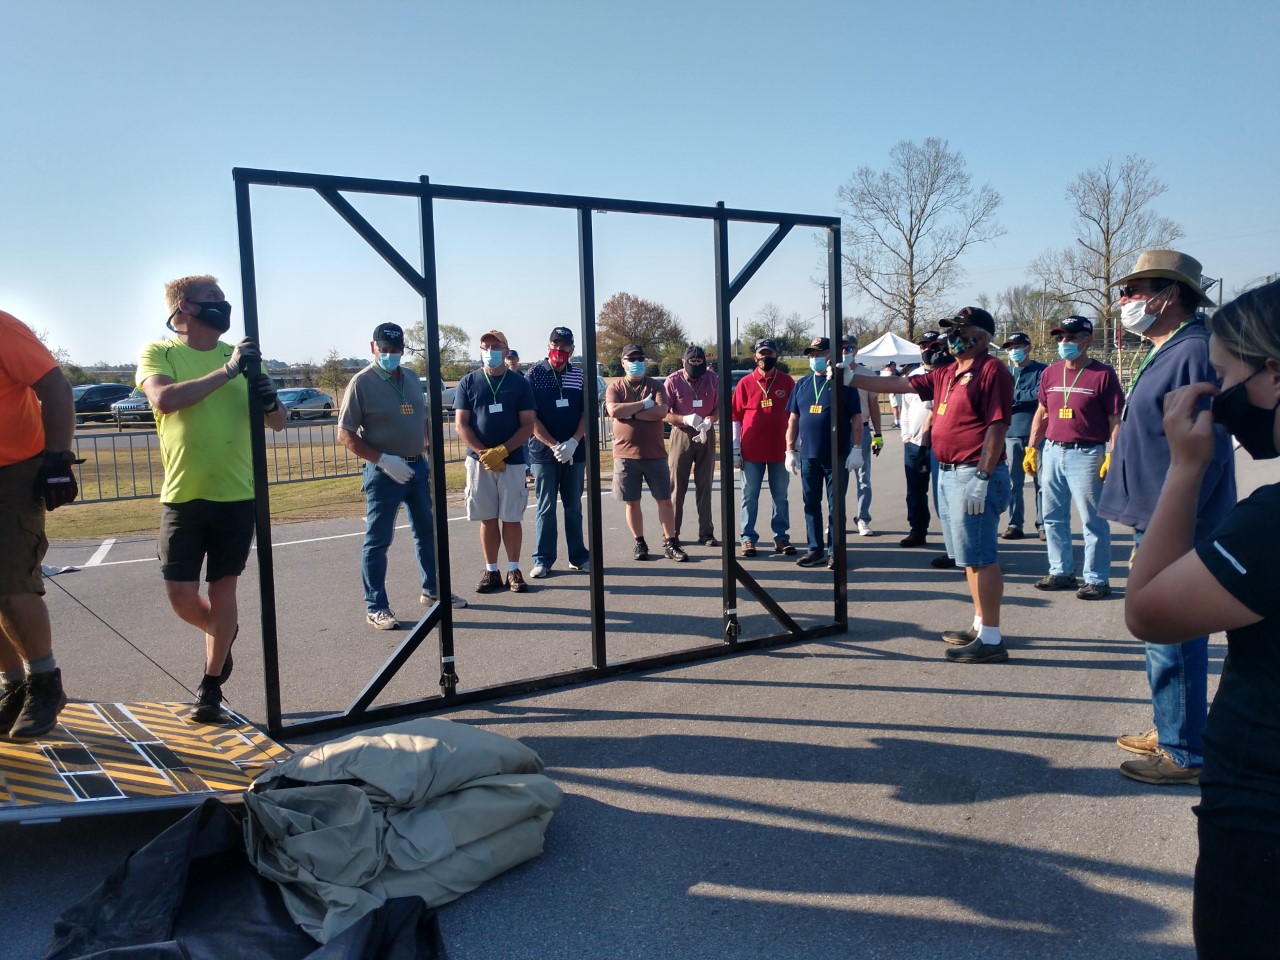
[1101, 249, 1237, 785]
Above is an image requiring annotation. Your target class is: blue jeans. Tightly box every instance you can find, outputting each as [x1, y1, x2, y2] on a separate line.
[739, 459, 791, 545]
[903, 442, 931, 535]
[800, 457, 849, 554]
[362, 460, 437, 613]
[1005, 435, 1043, 530]
[1041, 441, 1112, 585]
[1133, 529, 1207, 768]
[936, 462, 1010, 568]
[531, 459, 588, 570]
[852, 423, 873, 523]
[930, 451, 954, 559]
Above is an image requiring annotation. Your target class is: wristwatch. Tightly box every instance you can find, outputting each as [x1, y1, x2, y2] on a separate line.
[975, 469, 990, 481]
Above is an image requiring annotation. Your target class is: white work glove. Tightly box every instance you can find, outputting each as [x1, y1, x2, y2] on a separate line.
[696, 418, 712, 436]
[785, 450, 800, 476]
[682, 413, 704, 429]
[556, 437, 578, 463]
[376, 453, 414, 484]
[692, 429, 706, 444]
[963, 475, 989, 515]
[642, 395, 656, 410]
[832, 359, 855, 386]
[844, 447, 863, 472]
[732, 446, 743, 471]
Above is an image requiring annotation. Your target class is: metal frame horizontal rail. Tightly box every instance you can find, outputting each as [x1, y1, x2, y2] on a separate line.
[233, 168, 847, 739]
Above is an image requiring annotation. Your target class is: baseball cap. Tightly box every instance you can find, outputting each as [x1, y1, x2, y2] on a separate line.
[753, 337, 779, 354]
[1050, 316, 1093, 337]
[916, 330, 943, 345]
[506, 350, 519, 360]
[940, 306, 996, 335]
[548, 326, 575, 345]
[841, 335, 857, 349]
[621, 343, 645, 359]
[479, 329, 508, 347]
[683, 345, 706, 361]
[372, 322, 404, 348]
[1001, 331, 1032, 348]
[804, 336, 831, 355]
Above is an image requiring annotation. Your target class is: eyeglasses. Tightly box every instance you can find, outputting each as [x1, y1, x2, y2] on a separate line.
[1117, 279, 1172, 299]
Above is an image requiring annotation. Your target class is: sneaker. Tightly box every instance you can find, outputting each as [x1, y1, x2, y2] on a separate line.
[698, 534, 718, 547]
[191, 680, 227, 725]
[1038, 528, 1047, 541]
[942, 627, 977, 646]
[569, 560, 591, 572]
[796, 551, 827, 568]
[857, 520, 873, 537]
[1076, 582, 1112, 600]
[931, 555, 957, 569]
[506, 569, 528, 592]
[1001, 526, 1024, 540]
[9, 669, 67, 738]
[1119, 749, 1200, 786]
[773, 540, 797, 556]
[741, 541, 757, 557]
[1034, 574, 1079, 591]
[826, 553, 836, 569]
[1116, 728, 1159, 756]
[633, 538, 650, 561]
[664, 539, 688, 562]
[944, 637, 1009, 664]
[421, 592, 469, 608]
[530, 564, 549, 579]
[899, 533, 927, 548]
[476, 570, 503, 593]
[0, 680, 28, 733]
[366, 609, 399, 630]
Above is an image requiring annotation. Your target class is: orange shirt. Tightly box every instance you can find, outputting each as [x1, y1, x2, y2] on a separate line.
[0, 311, 59, 466]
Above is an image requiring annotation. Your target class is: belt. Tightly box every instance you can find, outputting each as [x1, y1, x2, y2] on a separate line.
[938, 461, 979, 471]
[1047, 440, 1102, 450]
[404, 455, 425, 462]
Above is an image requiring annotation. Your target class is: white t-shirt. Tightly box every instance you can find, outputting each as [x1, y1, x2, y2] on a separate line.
[900, 391, 932, 446]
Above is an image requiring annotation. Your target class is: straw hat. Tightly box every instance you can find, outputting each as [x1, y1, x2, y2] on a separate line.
[1111, 250, 1214, 308]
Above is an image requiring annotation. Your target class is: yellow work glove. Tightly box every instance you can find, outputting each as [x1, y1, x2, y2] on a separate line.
[1022, 447, 1039, 475]
[478, 445, 509, 472]
[1099, 452, 1111, 479]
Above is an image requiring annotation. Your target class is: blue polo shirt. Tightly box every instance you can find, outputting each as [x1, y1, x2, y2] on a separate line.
[454, 367, 536, 465]
[786, 373, 860, 463]
[527, 358, 586, 464]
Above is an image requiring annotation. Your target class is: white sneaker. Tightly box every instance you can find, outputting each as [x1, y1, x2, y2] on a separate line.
[857, 520, 873, 537]
[569, 560, 591, 572]
[421, 592, 469, 609]
[366, 609, 398, 630]
[530, 564, 549, 579]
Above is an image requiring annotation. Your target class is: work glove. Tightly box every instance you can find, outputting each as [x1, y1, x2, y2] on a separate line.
[696, 419, 713, 436]
[682, 413, 704, 430]
[732, 447, 743, 471]
[1022, 447, 1039, 475]
[479, 445, 509, 472]
[224, 337, 261, 379]
[871, 434, 884, 456]
[35, 451, 82, 510]
[785, 450, 800, 476]
[641, 395, 656, 410]
[692, 429, 706, 444]
[845, 447, 864, 473]
[1099, 452, 1111, 479]
[376, 453, 414, 484]
[831, 360, 855, 387]
[249, 372, 279, 412]
[556, 437, 578, 463]
[963, 475, 990, 515]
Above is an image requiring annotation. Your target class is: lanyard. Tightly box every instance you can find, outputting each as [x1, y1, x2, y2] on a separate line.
[624, 378, 647, 402]
[1061, 360, 1088, 406]
[1128, 321, 1192, 396]
[811, 374, 829, 406]
[756, 371, 775, 400]
[378, 368, 408, 403]
[482, 370, 507, 403]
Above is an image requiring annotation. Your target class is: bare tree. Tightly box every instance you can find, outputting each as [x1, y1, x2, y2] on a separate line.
[837, 137, 1004, 341]
[994, 284, 1063, 353]
[596, 292, 687, 362]
[1029, 155, 1183, 355]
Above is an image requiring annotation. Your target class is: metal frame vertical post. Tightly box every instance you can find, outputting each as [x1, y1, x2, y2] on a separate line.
[713, 202, 738, 641]
[578, 208, 607, 666]
[827, 225, 848, 624]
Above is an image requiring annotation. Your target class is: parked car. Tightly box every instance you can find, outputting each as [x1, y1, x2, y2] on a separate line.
[110, 387, 154, 425]
[440, 384, 457, 411]
[277, 388, 334, 420]
[74, 383, 134, 422]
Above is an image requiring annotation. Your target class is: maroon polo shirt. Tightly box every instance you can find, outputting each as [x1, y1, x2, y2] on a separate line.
[908, 352, 1012, 465]
[732, 369, 796, 463]
[1037, 358, 1124, 445]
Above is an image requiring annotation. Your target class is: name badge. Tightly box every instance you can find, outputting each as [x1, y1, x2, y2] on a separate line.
[556, 398, 570, 408]
[760, 399, 773, 409]
[488, 403, 504, 413]
[692, 400, 704, 408]
[1058, 408, 1074, 419]
[937, 402, 948, 415]
[809, 404, 823, 414]
[400, 403, 414, 415]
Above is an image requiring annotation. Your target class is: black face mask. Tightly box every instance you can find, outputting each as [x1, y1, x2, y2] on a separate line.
[684, 361, 707, 379]
[175, 299, 233, 333]
[756, 356, 778, 372]
[921, 347, 946, 367]
[1211, 369, 1279, 459]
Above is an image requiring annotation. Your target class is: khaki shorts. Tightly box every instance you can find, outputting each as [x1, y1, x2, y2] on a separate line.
[465, 457, 529, 522]
[0, 457, 47, 596]
[612, 457, 672, 502]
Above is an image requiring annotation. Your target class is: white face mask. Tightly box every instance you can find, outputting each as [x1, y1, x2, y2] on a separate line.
[1120, 297, 1159, 335]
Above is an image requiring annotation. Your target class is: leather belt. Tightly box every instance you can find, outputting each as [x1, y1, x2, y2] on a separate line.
[1047, 440, 1102, 450]
[938, 461, 979, 471]
[404, 455, 424, 462]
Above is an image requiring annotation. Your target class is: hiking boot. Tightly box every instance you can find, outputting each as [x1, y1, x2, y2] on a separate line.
[944, 637, 1009, 664]
[506, 569, 528, 592]
[899, 533, 927, 547]
[1076, 582, 1112, 600]
[796, 551, 827, 568]
[698, 535, 718, 547]
[1119, 750, 1200, 786]
[773, 540, 797, 556]
[1034, 574, 1079, 591]
[1116, 728, 1159, 756]
[476, 570, 503, 593]
[9, 669, 67, 738]
[633, 538, 650, 561]
[191, 681, 228, 725]
[942, 627, 978, 646]
[664, 539, 688, 562]
[741, 541, 757, 557]
[931, 555, 957, 569]
[1001, 526, 1024, 540]
[0, 680, 28, 734]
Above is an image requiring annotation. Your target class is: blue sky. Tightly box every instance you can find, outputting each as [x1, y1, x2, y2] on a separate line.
[3, 0, 1277, 366]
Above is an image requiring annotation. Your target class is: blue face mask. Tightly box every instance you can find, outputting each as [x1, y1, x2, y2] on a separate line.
[376, 352, 401, 372]
[625, 359, 646, 377]
[1057, 341, 1081, 361]
[1008, 348, 1027, 364]
[809, 356, 828, 374]
[485, 349, 505, 368]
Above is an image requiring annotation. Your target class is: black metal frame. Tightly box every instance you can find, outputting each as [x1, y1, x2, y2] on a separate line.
[233, 168, 846, 738]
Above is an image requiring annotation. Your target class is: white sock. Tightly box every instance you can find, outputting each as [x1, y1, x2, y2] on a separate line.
[972, 615, 982, 631]
[486, 563, 499, 573]
[977, 624, 1002, 645]
[508, 561, 520, 572]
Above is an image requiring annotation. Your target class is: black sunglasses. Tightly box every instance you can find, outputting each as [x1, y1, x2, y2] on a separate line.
[1117, 279, 1173, 299]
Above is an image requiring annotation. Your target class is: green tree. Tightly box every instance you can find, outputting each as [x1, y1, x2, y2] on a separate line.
[405, 321, 469, 373]
[315, 350, 350, 400]
[596, 292, 686, 363]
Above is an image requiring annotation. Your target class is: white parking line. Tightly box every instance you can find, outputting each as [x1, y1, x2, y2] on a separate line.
[83, 538, 116, 567]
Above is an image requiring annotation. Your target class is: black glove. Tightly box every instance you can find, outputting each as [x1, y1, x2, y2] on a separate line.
[250, 372, 279, 413]
[224, 337, 261, 379]
[35, 451, 82, 510]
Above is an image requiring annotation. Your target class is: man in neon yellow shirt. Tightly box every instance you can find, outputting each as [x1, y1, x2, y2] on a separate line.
[138, 275, 285, 723]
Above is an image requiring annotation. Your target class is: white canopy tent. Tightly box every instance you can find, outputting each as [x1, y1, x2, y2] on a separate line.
[855, 331, 922, 369]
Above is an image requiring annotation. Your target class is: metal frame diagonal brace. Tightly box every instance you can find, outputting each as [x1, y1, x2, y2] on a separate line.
[232, 167, 846, 739]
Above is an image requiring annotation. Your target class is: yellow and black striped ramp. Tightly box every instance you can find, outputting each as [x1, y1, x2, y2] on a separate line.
[0, 701, 291, 823]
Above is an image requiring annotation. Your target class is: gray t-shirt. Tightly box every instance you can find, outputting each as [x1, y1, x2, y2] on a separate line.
[338, 364, 428, 458]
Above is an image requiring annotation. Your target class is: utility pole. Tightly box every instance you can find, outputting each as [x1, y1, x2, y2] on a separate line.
[819, 280, 829, 330]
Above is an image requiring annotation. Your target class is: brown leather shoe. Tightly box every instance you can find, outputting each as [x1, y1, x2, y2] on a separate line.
[741, 541, 757, 557]
[1119, 749, 1200, 785]
[1116, 728, 1158, 755]
[476, 570, 503, 593]
[1001, 526, 1024, 540]
[506, 569, 528, 593]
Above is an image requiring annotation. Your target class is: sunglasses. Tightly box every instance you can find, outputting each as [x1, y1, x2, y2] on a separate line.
[1117, 279, 1173, 299]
